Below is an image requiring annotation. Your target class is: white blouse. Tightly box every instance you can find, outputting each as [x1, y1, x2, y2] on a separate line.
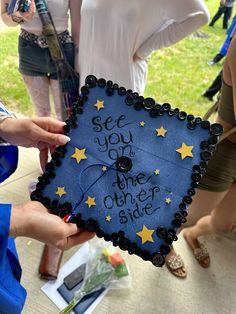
[78, 0, 209, 94]
[21, 0, 69, 33]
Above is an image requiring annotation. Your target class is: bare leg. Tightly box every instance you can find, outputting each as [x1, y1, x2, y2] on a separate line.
[50, 79, 63, 121]
[22, 75, 51, 117]
[166, 188, 228, 276]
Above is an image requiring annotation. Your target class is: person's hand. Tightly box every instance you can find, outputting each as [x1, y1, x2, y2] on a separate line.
[17, 0, 36, 21]
[10, 201, 95, 250]
[0, 117, 70, 169]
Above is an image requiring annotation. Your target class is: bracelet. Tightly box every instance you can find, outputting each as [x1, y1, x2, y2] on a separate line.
[11, 14, 24, 24]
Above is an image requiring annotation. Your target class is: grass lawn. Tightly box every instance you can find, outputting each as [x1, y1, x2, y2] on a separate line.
[0, 0, 228, 117]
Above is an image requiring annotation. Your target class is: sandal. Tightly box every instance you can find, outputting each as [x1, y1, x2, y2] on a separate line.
[166, 254, 187, 278]
[193, 244, 210, 268]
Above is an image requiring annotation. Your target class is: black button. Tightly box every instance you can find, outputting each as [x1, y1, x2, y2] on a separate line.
[179, 203, 186, 210]
[160, 244, 171, 255]
[208, 135, 218, 145]
[200, 150, 212, 161]
[200, 161, 207, 170]
[151, 253, 165, 267]
[86, 219, 99, 232]
[210, 123, 223, 136]
[118, 87, 127, 96]
[150, 108, 159, 117]
[116, 156, 132, 172]
[187, 114, 194, 121]
[104, 233, 111, 241]
[183, 196, 192, 205]
[128, 243, 137, 255]
[187, 188, 195, 196]
[187, 121, 196, 130]
[200, 140, 209, 150]
[191, 181, 198, 189]
[118, 237, 129, 250]
[56, 145, 67, 155]
[97, 78, 106, 88]
[125, 95, 134, 106]
[118, 230, 125, 237]
[168, 228, 176, 237]
[181, 217, 187, 223]
[54, 159, 62, 167]
[63, 202, 72, 211]
[107, 80, 113, 87]
[134, 102, 143, 111]
[143, 97, 155, 110]
[106, 87, 114, 96]
[165, 235, 173, 245]
[76, 218, 85, 228]
[111, 232, 119, 241]
[168, 109, 175, 116]
[195, 117, 202, 124]
[201, 120, 210, 129]
[132, 92, 139, 99]
[113, 83, 119, 89]
[80, 85, 89, 95]
[41, 197, 50, 207]
[30, 191, 42, 201]
[162, 103, 171, 111]
[172, 218, 182, 228]
[191, 172, 202, 182]
[47, 171, 55, 179]
[174, 213, 182, 219]
[177, 111, 187, 120]
[85, 75, 97, 87]
[141, 250, 151, 261]
[174, 108, 180, 114]
[63, 124, 70, 134]
[76, 107, 83, 114]
[156, 226, 167, 239]
[96, 229, 105, 238]
[192, 165, 201, 172]
[45, 162, 55, 172]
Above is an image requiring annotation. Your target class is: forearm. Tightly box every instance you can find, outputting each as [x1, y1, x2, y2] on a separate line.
[69, 0, 82, 46]
[136, 0, 209, 59]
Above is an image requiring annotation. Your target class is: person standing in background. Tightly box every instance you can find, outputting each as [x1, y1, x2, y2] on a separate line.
[1, 0, 81, 120]
[77, 0, 209, 95]
[209, 0, 235, 30]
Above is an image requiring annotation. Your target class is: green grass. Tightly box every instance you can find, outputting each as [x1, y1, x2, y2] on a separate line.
[0, 0, 228, 117]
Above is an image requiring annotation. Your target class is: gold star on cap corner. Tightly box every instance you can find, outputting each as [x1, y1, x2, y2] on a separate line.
[55, 186, 66, 198]
[165, 197, 171, 204]
[94, 100, 104, 111]
[85, 196, 96, 208]
[139, 121, 145, 127]
[136, 225, 155, 245]
[154, 169, 160, 175]
[71, 147, 87, 164]
[156, 126, 167, 137]
[106, 215, 112, 222]
[176, 143, 193, 160]
[102, 166, 107, 172]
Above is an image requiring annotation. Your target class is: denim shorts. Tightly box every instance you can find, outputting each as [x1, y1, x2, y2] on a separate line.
[18, 36, 75, 80]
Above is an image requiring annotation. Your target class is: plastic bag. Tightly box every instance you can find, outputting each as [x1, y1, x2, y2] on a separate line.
[60, 239, 131, 314]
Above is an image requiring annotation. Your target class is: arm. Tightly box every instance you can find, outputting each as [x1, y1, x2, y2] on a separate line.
[69, 0, 82, 72]
[0, 0, 35, 27]
[223, 35, 236, 123]
[10, 201, 94, 250]
[136, 0, 209, 60]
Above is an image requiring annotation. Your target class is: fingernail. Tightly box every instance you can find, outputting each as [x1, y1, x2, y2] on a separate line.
[59, 135, 71, 144]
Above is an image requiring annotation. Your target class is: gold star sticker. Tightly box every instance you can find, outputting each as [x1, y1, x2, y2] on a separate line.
[85, 196, 96, 208]
[156, 126, 167, 137]
[94, 100, 104, 111]
[55, 186, 66, 198]
[154, 169, 160, 175]
[137, 225, 155, 244]
[102, 166, 107, 172]
[71, 147, 87, 164]
[139, 121, 145, 127]
[176, 143, 193, 160]
[165, 197, 171, 204]
[106, 215, 112, 222]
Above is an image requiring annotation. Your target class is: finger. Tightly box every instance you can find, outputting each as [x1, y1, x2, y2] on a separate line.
[32, 117, 66, 134]
[62, 231, 95, 250]
[34, 126, 70, 147]
[39, 148, 49, 171]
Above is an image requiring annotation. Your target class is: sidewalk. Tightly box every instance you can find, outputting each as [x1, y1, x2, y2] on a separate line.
[0, 147, 236, 314]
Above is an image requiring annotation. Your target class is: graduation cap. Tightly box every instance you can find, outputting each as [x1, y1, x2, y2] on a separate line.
[31, 75, 223, 267]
